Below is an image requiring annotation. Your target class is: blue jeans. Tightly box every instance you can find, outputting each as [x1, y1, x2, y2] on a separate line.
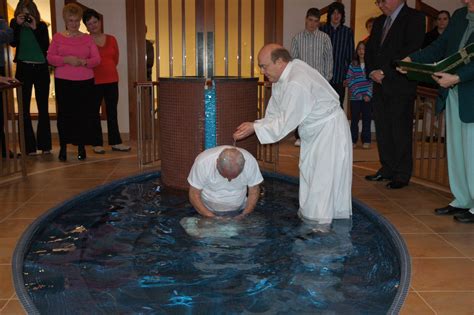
[350, 100, 372, 144]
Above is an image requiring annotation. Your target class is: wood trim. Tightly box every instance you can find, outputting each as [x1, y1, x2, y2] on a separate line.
[264, 0, 275, 44]
[168, 0, 173, 76]
[263, 0, 283, 45]
[195, 0, 204, 76]
[205, 0, 215, 77]
[126, 0, 147, 139]
[238, 0, 242, 76]
[225, 0, 228, 76]
[50, 0, 57, 35]
[350, 0, 355, 32]
[274, 0, 283, 45]
[250, 0, 254, 77]
[155, 0, 160, 79]
[182, 0, 186, 75]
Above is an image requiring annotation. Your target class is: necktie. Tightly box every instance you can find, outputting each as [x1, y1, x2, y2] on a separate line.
[380, 16, 392, 44]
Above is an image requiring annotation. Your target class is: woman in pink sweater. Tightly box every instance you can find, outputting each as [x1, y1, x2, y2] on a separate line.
[47, 3, 100, 161]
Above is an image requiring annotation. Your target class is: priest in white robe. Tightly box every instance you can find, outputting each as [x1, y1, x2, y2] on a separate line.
[233, 44, 352, 225]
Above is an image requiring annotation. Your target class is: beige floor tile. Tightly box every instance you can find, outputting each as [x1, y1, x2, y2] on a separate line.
[411, 258, 474, 291]
[0, 265, 13, 299]
[404, 234, 465, 258]
[9, 203, 56, 220]
[0, 189, 38, 203]
[0, 204, 22, 221]
[399, 291, 435, 315]
[356, 199, 405, 215]
[352, 186, 388, 200]
[26, 189, 84, 204]
[0, 299, 26, 315]
[394, 198, 453, 216]
[0, 238, 18, 264]
[383, 213, 433, 233]
[44, 178, 105, 190]
[415, 215, 474, 234]
[373, 184, 430, 200]
[440, 234, 474, 258]
[0, 220, 34, 239]
[419, 292, 474, 315]
[0, 300, 7, 310]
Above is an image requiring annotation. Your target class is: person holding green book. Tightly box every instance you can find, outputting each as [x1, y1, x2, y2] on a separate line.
[399, 1, 474, 224]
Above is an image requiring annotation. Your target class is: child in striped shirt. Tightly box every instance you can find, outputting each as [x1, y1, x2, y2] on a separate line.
[346, 41, 373, 149]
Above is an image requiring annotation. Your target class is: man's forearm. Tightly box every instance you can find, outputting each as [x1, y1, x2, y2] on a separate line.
[189, 187, 215, 218]
[242, 185, 260, 215]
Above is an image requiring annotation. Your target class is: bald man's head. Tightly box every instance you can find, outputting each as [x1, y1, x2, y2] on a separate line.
[257, 44, 292, 83]
[216, 148, 246, 181]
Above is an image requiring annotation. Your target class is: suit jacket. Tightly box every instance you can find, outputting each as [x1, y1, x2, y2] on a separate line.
[366, 4, 425, 97]
[410, 7, 474, 123]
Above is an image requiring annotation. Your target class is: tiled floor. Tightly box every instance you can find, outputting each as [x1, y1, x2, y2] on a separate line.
[0, 138, 472, 314]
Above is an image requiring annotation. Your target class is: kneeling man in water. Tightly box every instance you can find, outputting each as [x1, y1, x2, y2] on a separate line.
[187, 145, 263, 219]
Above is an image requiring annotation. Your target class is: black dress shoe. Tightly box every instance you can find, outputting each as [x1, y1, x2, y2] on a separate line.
[454, 211, 474, 223]
[435, 205, 469, 216]
[386, 181, 408, 189]
[77, 145, 86, 160]
[365, 173, 390, 181]
[58, 147, 67, 162]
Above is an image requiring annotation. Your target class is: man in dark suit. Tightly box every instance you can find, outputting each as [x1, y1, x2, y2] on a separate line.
[365, 0, 425, 189]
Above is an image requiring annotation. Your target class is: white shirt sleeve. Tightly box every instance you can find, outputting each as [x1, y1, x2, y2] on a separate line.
[187, 157, 208, 189]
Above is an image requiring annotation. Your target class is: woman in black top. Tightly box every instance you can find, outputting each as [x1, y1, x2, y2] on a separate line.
[10, 0, 51, 155]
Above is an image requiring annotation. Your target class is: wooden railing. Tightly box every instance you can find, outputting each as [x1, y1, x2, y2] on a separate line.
[135, 81, 160, 167]
[412, 86, 449, 187]
[0, 82, 27, 179]
[135, 80, 278, 170]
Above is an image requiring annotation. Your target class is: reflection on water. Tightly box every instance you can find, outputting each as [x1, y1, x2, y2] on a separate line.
[23, 176, 400, 314]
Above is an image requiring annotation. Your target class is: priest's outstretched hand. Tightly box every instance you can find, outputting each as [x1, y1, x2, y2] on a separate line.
[233, 122, 255, 141]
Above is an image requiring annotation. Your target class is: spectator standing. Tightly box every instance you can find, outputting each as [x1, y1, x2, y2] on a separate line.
[291, 8, 333, 82]
[400, 1, 474, 223]
[82, 8, 130, 154]
[346, 41, 372, 149]
[291, 8, 333, 147]
[365, 0, 425, 189]
[362, 17, 376, 44]
[10, 0, 51, 155]
[0, 17, 13, 158]
[321, 1, 354, 110]
[423, 10, 451, 48]
[47, 3, 101, 161]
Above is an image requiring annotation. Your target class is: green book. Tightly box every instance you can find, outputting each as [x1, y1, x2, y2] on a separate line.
[397, 42, 474, 84]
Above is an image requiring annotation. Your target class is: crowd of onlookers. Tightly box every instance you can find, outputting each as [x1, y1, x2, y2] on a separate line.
[0, 0, 130, 162]
[1, 0, 473, 223]
[289, 0, 473, 223]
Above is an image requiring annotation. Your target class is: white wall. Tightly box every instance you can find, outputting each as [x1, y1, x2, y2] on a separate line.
[55, 0, 130, 135]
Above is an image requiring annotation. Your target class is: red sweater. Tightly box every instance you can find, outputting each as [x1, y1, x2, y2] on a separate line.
[94, 34, 119, 84]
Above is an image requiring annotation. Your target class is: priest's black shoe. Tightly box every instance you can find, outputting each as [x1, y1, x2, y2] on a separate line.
[453, 211, 474, 223]
[435, 205, 469, 216]
[385, 180, 408, 189]
[365, 173, 390, 181]
[77, 145, 86, 160]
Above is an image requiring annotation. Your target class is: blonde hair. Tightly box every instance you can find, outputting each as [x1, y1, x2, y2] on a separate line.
[63, 3, 83, 21]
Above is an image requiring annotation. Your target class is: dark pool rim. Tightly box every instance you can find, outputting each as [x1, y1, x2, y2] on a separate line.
[12, 171, 411, 315]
